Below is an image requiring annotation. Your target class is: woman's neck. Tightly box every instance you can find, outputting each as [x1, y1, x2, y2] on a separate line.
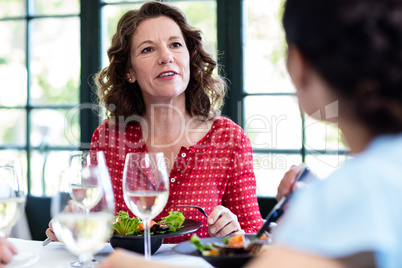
[339, 119, 373, 154]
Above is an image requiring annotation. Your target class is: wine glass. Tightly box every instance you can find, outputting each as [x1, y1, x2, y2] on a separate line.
[123, 152, 169, 259]
[0, 159, 26, 238]
[51, 151, 114, 268]
[66, 151, 103, 214]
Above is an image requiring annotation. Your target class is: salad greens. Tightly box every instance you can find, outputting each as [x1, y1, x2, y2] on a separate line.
[190, 235, 216, 252]
[161, 211, 185, 232]
[112, 210, 185, 235]
[113, 211, 141, 235]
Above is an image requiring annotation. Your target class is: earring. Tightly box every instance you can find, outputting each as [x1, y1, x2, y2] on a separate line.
[129, 78, 132, 82]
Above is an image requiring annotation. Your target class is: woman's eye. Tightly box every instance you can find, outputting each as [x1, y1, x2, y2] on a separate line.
[141, 47, 152, 53]
[171, 42, 182, 48]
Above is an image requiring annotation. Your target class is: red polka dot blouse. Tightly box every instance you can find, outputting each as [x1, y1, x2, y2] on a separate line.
[90, 116, 263, 243]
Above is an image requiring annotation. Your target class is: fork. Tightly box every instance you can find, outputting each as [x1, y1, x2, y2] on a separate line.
[175, 204, 208, 218]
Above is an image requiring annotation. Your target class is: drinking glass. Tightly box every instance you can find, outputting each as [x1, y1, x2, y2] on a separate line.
[51, 151, 114, 268]
[123, 152, 169, 259]
[0, 159, 26, 238]
[66, 151, 104, 214]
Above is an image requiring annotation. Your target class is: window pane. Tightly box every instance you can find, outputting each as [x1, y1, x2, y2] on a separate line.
[0, 0, 26, 18]
[171, 1, 217, 56]
[0, 109, 26, 146]
[30, 17, 80, 106]
[33, 0, 79, 15]
[31, 150, 72, 196]
[244, 95, 302, 149]
[0, 21, 27, 106]
[30, 109, 80, 147]
[244, 0, 292, 93]
[254, 153, 302, 196]
[305, 115, 348, 152]
[305, 154, 349, 179]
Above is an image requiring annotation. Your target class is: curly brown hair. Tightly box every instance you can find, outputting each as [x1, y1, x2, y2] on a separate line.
[94, 1, 226, 121]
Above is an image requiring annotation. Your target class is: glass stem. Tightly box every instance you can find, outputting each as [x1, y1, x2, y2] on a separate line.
[144, 219, 151, 259]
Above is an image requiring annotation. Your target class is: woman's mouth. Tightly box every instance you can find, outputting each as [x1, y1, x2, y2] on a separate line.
[157, 71, 177, 78]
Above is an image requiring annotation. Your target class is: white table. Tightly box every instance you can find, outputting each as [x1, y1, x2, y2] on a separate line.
[6, 238, 213, 268]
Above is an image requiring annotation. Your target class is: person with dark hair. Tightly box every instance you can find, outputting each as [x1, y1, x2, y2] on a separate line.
[97, 0, 402, 267]
[46, 1, 263, 244]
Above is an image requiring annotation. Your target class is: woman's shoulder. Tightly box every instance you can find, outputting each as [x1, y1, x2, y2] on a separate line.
[212, 116, 246, 133]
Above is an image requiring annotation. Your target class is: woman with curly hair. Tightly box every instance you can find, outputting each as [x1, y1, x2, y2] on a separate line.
[98, 0, 402, 267]
[46, 1, 263, 244]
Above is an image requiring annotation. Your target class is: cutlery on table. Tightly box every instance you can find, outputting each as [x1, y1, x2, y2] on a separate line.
[42, 238, 52, 246]
[175, 205, 208, 218]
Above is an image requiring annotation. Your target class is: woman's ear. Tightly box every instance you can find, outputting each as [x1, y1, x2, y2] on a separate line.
[126, 69, 136, 83]
[286, 45, 308, 92]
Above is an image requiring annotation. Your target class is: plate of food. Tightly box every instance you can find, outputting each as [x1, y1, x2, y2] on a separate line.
[173, 234, 271, 268]
[109, 211, 202, 254]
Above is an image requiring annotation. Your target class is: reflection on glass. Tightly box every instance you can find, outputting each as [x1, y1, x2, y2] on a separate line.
[0, 0, 26, 18]
[244, 95, 302, 149]
[244, 0, 292, 94]
[30, 109, 79, 147]
[33, 0, 79, 15]
[0, 21, 27, 107]
[0, 109, 26, 146]
[253, 153, 302, 196]
[31, 17, 80, 105]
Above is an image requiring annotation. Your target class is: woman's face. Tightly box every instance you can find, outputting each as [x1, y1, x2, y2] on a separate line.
[127, 16, 190, 104]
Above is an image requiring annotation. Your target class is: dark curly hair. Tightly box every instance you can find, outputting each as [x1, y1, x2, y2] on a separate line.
[283, 0, 402, 135]
[95, 1, 226, 121]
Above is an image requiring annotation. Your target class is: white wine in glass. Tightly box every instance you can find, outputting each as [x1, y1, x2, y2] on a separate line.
[51, 151, 114, 268]
[123, 152, 169, 259]
[0, 159, 26, 238]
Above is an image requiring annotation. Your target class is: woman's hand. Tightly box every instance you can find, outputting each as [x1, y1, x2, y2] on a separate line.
[276, 164, 306, 201]
[208, 205, 244, 237]
[0, 237, 17, 267]
[45, 200, 79, 242]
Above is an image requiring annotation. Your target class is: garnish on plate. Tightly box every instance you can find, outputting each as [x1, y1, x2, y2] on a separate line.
[112, 210, 185, 236]
[190, 233, 271, 256]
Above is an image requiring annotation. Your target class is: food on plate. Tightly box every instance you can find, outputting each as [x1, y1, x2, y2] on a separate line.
[112, 211, 185, 236]
[190, 234, 271, 256]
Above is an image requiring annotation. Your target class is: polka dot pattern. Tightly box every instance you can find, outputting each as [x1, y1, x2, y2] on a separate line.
[90, 116, 263, 243]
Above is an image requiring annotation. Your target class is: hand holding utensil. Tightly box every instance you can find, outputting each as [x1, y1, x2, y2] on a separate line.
[175, 205, 208, 218]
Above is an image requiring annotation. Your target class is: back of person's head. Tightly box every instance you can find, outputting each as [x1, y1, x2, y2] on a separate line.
[95, 1, 225, 120]
[283, 0, 402, 135]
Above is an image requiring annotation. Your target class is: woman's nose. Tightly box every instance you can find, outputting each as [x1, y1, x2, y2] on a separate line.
[158, 48, 174, 64]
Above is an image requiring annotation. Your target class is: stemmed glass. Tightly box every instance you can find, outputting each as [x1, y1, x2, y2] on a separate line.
[51, 151, 114, 268]
[0, 159, 26, 238]
[123, 152, 169, 259]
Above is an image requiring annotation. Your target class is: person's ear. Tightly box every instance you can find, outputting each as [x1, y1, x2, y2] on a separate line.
[286, 45, 309, 92]
[126, 68, 136, 83]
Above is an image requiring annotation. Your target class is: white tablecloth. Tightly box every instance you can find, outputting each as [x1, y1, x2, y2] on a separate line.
[6, 238, 213, 268]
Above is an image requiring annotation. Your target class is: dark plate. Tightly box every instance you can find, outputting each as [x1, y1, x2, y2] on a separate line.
[110, 219, 202, 254]
[173, 234, 259, 268]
